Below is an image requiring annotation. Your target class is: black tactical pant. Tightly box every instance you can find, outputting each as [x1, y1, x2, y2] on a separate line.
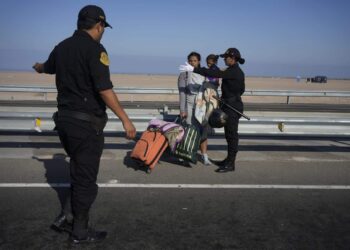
[55, 117, 104, 237]
[222, 100, 243, 161]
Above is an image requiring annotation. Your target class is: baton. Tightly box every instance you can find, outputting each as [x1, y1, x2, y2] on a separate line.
[213, 96, 251, 121]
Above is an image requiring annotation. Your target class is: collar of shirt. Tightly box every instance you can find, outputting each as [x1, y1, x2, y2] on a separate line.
[228, 63, 239, 69]
[73, 30, 95, 41]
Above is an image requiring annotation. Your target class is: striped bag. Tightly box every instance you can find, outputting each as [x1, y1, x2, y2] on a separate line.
[173, 121, 201, 163]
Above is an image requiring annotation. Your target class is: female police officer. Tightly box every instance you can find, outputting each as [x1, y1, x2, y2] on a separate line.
[179, 48, 245, 173]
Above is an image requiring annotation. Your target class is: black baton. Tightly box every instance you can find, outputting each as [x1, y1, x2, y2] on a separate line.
[213, 96, 251, 121]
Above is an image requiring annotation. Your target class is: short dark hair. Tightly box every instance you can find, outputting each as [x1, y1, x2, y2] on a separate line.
[77, 18, 96, 30]
[206, 54, 219, 63]
[187, 51, 201, 62]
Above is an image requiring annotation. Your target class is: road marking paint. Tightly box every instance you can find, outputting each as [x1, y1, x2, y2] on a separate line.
[291, 157, 348, 162]
[0, 183, 350, 189]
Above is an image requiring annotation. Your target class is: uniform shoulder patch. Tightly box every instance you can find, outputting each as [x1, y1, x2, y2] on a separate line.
[100, 52, 110, 66]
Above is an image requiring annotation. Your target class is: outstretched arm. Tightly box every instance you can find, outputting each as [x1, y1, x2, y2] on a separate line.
[33, 47, 56, 74]
[32, 63, 45, 73]
[179, 62, 236, 80]
[194, 67, 235, 79]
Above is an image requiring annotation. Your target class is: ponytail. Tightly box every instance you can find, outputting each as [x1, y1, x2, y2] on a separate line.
[238, 58, 245, 65]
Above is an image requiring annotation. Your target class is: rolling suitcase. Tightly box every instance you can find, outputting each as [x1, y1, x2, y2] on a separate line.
[131, 129, 168, 173]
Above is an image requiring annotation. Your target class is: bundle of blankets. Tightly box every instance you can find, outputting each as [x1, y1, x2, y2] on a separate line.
[148, 86, 218, 152]
[148, 119, 185, 152]
[194, 87, 219, 125]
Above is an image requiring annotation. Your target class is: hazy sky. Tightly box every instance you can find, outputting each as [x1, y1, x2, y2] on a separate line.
[0, 0, 349, 77]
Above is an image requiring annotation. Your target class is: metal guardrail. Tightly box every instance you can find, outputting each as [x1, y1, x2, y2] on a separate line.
[0, 111, 349, 137]
[1, 85, 350, 103]
[0, 85, 349, 136]
[1, 111, 350, 124]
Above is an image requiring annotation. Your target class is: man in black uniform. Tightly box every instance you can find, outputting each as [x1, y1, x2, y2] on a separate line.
[33, 5, 136, 244]
[179, 48, 245, 173]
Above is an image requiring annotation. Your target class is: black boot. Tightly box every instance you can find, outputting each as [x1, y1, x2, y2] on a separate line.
[215, 155, 236, 173]
[70, 228, 107, 245]
[213, 158, 227, 167]
[51, 213, 72, 233]
[70, 214, 107, 245]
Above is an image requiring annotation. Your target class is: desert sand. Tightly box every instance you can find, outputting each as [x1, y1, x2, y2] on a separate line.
[0, 71, 349, 104]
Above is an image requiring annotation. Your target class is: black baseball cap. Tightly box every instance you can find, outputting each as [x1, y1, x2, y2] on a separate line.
[78, 5, 112, 28]
[220, 48, 245, 64]
[220, 48, 241, 58]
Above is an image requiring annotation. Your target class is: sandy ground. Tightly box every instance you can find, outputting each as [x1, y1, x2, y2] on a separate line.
[0, 71, 349, 104]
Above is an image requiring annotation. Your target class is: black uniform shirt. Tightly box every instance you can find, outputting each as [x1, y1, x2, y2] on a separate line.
[44, 30, 113, 116]
[194, 63, 245, 99]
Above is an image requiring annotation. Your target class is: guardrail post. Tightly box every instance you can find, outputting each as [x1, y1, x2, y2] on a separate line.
[286, 96, 290, 104]
[163, 104, 169, 115]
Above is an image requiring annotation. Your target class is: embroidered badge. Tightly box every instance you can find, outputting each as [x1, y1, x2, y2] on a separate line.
[100, 52, 110, 66]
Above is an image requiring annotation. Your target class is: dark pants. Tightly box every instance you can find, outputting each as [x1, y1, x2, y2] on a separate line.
[55, 117, 104, 238]
[222, 100, 243, 161]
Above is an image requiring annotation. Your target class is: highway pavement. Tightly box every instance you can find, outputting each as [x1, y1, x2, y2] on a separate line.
[0, 133, 349, 249]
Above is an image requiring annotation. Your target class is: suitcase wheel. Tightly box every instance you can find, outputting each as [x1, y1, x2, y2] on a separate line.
[146, 168, 152, 174]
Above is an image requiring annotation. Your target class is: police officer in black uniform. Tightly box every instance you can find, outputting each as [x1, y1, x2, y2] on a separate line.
[33, 5, 136, 244]
[179, 48, 245, 173]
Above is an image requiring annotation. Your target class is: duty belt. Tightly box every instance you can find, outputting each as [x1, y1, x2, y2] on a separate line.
[54, 110, 108, 134]
[222, 95, 242, 102]
[57, 110, 106, 123]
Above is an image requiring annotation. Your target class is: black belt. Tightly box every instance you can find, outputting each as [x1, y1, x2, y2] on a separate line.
[222, 95, 242, 102]
[57, 110, 107, 125]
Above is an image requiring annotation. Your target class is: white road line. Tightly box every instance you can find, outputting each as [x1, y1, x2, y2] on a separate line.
[0, 183, 350, 189]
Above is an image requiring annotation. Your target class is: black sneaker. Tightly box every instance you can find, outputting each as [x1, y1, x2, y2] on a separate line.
[70, 229, 107, 245]
[51, 214, 72, 233]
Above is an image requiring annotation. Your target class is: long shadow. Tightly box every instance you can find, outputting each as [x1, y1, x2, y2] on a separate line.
[3, 141, 349, 153]
[33, 154, 71, 217]
[158, 149, 200, 168]
[123, 151, 148, 173]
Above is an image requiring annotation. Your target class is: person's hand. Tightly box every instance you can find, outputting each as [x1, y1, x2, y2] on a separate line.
[180, 111, 187, 118]
[123, 119, 136, 140]
[32, 63, 44, 73]
[179, 62, 194, 72]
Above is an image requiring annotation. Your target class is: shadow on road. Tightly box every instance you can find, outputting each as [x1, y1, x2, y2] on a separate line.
[123, 148, 201, 174]
[32, 154, 71, 216]
[123, 151, 148, 173]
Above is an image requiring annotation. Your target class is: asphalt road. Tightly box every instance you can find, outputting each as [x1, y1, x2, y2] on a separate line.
[0, 133, 349, 250]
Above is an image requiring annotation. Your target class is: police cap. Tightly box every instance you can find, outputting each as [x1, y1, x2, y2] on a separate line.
[220, 48, 241, 58]
[78, 5, 112, 28]
[220, 48, 245, 64]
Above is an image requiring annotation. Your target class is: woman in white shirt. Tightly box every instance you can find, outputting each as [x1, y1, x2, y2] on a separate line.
[177, 52, 211, 165]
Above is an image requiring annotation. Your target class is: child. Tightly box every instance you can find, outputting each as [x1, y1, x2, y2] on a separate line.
[205, 54, 220, 90]
[197, 54, 221, 165]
